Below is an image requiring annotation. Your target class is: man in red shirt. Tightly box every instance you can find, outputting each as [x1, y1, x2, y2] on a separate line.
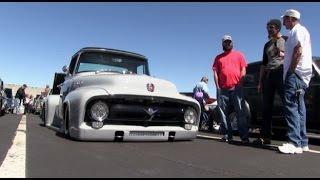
[212, 35, 249, 143]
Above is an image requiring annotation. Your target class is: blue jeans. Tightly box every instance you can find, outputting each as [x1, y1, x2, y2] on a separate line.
[284, 71, 308, 147]
[217, 86, 249, 140]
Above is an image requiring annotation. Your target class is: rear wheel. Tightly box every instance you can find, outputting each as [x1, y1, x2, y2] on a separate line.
[229, 112, 238, 131]
[42, 107, 46, 127]
[0, 100, 4, 116]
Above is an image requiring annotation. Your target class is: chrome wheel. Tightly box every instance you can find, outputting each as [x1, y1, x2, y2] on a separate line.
[229, 112, 238, 131]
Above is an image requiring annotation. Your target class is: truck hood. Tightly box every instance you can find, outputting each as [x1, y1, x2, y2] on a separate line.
[70, 73, 195, 102]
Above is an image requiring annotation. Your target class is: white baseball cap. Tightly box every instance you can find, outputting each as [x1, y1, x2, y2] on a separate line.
[222, 35, 232, 42]
[281, 9, 301, 20]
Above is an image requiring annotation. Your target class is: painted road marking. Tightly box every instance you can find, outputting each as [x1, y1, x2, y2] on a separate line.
[197, 134, 320, 154]
[0, 115, 26, 178]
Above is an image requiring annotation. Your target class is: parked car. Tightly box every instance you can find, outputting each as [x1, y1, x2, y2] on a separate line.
[207, 57, 320, 135]
[0, 78, 4, 116]
[3, 88, 14, 114]
[242, 56, 320, 134]
[180, 92, 220, 131]
[33, 94, 43, 114]
[44, 47, 200, 141]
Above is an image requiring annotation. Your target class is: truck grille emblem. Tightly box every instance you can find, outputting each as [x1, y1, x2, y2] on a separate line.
[145, 107, 158, 116]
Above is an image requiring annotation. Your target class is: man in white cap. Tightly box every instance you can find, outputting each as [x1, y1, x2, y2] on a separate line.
[212, 35, 249, 144]
[278, 9, 313, 154]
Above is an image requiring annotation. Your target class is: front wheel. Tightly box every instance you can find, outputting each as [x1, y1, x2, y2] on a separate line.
[64, 106, 71, 137]
[41, 106, 46, 126]
[0, 100, 4, 116]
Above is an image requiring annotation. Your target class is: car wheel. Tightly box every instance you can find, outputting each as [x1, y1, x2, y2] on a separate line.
[64, 106, 71, 137]
[229, 112, 238, 131]
[228, 100, 251, 132]
[0, 100, 4, 116]
[42, 106, 46, 127]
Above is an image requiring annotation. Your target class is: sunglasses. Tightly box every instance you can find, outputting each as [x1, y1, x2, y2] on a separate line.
[267, 25, 277, 29]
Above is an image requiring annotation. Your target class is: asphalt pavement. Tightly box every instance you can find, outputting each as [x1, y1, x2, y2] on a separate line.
[1, 114, 320, 178]
[0, 114, 22, 166]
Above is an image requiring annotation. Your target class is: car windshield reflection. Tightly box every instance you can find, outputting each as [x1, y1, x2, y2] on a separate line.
[76, 52, 149, 75]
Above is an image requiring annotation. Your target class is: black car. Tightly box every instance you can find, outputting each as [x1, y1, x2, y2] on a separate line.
[0, 78, 4, 116]
[242, 56, 320, 134]
[3, 88, 14, 114]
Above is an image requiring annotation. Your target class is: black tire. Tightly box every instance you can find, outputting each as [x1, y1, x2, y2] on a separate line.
[64, 107, 71, 137]
[42, 107, 46, 127]
[229, 112, 238, 131]
[228, 100, 251, 132]
[0, 100, 3, 116]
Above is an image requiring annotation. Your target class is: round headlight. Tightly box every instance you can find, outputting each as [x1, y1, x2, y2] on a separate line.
[184, 108, 197, 124]
[90, 101, 109, 121]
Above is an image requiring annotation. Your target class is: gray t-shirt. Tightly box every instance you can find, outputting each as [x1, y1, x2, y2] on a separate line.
[262, 37, 285, 70]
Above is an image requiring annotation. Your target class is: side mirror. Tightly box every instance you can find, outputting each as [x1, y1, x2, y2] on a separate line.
[62, 65, 69, 73]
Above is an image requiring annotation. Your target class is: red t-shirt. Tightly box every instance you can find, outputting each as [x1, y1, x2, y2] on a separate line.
[212, 50, 247, 89]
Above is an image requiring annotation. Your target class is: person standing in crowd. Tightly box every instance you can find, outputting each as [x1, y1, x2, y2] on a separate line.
[14, 84, 27, 114]
[43, 84, 50, 97]
[193, 76, 210, 131]
[253, 19, 286, 145]
[212, 35, 250, 143]
[24, 94, 34, 114]
[278, 9, 313, 154]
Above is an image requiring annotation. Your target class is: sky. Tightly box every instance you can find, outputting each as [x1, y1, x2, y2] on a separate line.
[0, 2, 319, 98]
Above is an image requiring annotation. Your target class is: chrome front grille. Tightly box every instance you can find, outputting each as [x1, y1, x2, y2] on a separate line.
[85, 96, 190, 127]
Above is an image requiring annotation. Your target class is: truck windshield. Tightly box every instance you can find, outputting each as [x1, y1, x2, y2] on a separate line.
[314, 58, 320, 69]
[76, 52, 149, 75]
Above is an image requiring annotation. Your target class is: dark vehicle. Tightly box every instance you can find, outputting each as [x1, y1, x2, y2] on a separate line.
[3, 88, 14, 114]
[0, 78, 4, 116]
[243, 56, 320, 134]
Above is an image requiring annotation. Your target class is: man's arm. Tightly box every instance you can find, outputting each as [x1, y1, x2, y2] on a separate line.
[258, 65, 266, 93]
[289, 41, 302, 73]
[239, 67, 246, 86]
[213, 69, 220, 90]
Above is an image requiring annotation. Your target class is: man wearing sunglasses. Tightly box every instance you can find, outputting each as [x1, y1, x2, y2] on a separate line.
[253, 19, 286, 145]
[212, 35, 249, 144]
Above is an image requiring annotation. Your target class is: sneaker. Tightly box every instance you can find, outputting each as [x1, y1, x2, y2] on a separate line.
[219, 136, 232, 143]
[278, 143, 303, 154]
[302, 146, 310, 152]
[252, 138, 271, 145]
[219, 137, 228, 142]
[240, 138, 250, 145]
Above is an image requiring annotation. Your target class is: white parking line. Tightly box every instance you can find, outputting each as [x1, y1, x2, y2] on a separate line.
[0, 115, 26, 178]
[197, 134, 320, 154]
